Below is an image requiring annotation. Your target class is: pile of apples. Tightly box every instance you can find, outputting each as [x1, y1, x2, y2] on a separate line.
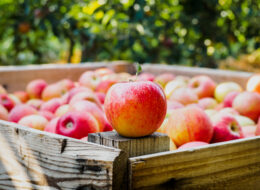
[0, 67, 260, 150]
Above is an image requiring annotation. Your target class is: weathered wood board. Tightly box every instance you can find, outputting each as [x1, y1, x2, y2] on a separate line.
[0, 120, 127, 190]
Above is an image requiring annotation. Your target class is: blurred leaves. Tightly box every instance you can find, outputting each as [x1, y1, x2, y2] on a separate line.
[0, 0, 259, 67]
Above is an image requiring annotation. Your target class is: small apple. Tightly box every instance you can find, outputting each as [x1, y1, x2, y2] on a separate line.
[169, 87, 198, 105]
[137, 72, 155, 81]
[18, 114, 48, 131]
[42, 83, 64, 101]
[164, 79, 187, 99]
[56, 111, 99, 139]
[78, 71, 101, 90]
[69, 91, 102, 108]
[232, 92, 260, 122]
[26, 99, 43, 110]
[198, 97, 218, 110]
[40, 98, 62, 113]
[211, 115, 243, 143]
[223, 91, 240, 108]
[95, 80, 117, 94]
[66, 86, 93, 103]
[246, 74, 260, 93]
[26, 79, 47, 99]
[178, 141, 209, 150]
[105, 81, 167, 137]
[8, 104, 38, 123]
[0, 94, 15, 111]
[154, 73, 175, 88]
[188, 75, 216, 99]
[214, 82, 242, 102]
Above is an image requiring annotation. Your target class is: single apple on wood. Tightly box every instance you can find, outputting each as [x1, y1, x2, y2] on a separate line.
[104, 81, 167, 137]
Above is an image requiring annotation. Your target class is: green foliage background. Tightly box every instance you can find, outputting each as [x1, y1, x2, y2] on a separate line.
[0, 0, 259, 67]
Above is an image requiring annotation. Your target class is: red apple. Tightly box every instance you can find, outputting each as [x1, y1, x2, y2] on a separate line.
[26, 99, 43, 110]
[232, 92, 260, 122]
[198, 97, 218, 110]
[104, 81, 167, 137]
[13, 91, 29, 103]
[26, 79, 47, 99]
[211, 115, 243, 143]
[66, 86, 93, 103]
[8, 104, 38, 123]
[178, 141, 209, 150]
[95, 80, 117, 94]
[79, 71, 101, 90]
[44, 117, 59, 133]
[137, 73, 155, 81]
[71, 100, 109, 132]
[18, 114, 48, 130]
[188, 75, 216, 98]
[38, 110, 55, 121]
[56, 111, 99, 139]
[0, 94, 15, 111]
[166, 106, 213, 147]
[0, 105, 8, 121]
[69, 91, 102, 108]
[154, 73, 175, 88]
[169, 87, 198, 105]
[40, 98, 62, 113]
[223, 91, 240, 108]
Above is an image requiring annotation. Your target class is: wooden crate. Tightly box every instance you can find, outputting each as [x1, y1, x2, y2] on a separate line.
[0, 62, 259, 190]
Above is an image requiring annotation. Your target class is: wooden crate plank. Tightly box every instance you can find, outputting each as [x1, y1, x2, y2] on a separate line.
[141, 64, 252, 88]
[0, 120, 127, 190]
[129, 136, 260, 189]
[88, 131, 170, 157]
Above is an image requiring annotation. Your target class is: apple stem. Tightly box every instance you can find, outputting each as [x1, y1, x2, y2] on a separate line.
[66, 122, 74, 129]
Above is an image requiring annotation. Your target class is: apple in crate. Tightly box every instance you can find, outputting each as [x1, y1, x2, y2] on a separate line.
[104, 81, 167, 137]
[166, 106, 213, 147]
[8, 104, 37, 123]
[56, 111, 99, 139]
[154, 73, 175, 88]
[211, 115, 243, 143]
[18, 114, 48, 131]
[26, 79, 47, 99]
[44, 117, 60, 133]
[232, 92, 260, 122]
[214, 82, 242, 103]
[0, 94, 15, 111]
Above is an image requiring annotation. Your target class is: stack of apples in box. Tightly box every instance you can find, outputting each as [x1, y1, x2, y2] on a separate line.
[0, 67, 260, 150]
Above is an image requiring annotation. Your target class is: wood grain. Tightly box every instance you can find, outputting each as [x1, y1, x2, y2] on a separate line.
[88, 131, 170, 157]
[0, 120, 127, 190]
[129, 136, 260, 189]
[0, 61, 135, 92]
[141, 64, 252, 88]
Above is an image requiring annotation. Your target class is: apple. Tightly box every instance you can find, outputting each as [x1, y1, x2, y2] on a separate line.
[210, 108, 239, 125]
[78, 71, 101, 90]
[241, 125, 256, 138]
[178, 141, 209, 150]
[198, 97, 218, 110]
[0, 94, 15, 111]
[69, 91, 102, 108]
[8, 104, 38, 123]
[13, 91, 29, 103]
[42, 83, 64, 101]
[55, 104, 71, 117]
[38, 110, 54, 121]
[234, 115, 255, 127]
[40, 98, 62, 113]
[8, 94, 22, 105]
[44, 117, 59, 133]
[95, 80, 117, 94]
[167, 100, 184, 111]
[169, 87, 198, 105]
[232, 92, 260, 122]
[214, 82, 242, 102]
[56, 111, 99, 139]
[0, 105, 8, 121]
[211, 115, 243, 143]
[71, 100, 111, 132]
[95, 92, 106, 104]
[26, 79, 47, 99]
[66, 86, 93, 103]
[154, 73, 175, 88]
[188, 75, 216, 98]
[166, 106, 213, 147]
[164, 79, 187, 99]
[104, 81, 167, 137]
[137, 72, 155, 81]
[26, 99, 43, 110]
[246, 74, 260, 93]
[57, 79, 75, 91]
[223, 91, 240, 108]
[18, 114, 48, 131]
